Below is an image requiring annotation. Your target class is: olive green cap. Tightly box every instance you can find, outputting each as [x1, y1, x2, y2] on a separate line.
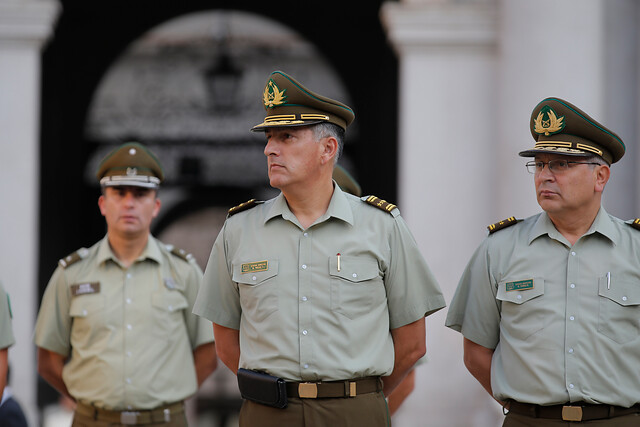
[251, 70, 355, 132]
[333, 165, 362, 197]
[519, 97, 625, 164]
[96, 142, 164, 188]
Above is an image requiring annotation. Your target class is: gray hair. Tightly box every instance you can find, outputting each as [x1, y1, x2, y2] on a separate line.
[312, 122, 345, 164]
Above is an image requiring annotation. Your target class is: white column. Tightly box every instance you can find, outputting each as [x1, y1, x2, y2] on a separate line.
[0, 0, 60, 424]
[381, 2, 503, 426]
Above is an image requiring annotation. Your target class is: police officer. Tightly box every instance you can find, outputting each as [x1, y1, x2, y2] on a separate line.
[193, 71, 445, 427]
[35, 142, 216, 426]
[446, 97, 640, 426]
[0, 281, 15, 398]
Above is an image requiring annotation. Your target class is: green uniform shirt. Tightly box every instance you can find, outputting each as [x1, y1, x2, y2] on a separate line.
[194, 185, 445, 382]
[0, 282, 15, 350]
[446, 207, 640, 407]
[34, 236, 214, 410]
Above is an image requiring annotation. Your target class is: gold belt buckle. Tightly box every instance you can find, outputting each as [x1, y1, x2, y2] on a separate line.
[120, 411, 139, 425]
[298, 382, 318, 398]
[562, 406, 583, 421]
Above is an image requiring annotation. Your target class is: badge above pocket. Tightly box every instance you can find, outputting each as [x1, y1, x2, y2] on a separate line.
[497, 278, 545, 304]
[233, 259, 279, 285]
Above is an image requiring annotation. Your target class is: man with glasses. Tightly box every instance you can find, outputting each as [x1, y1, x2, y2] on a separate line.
[446, 97, 640, 426]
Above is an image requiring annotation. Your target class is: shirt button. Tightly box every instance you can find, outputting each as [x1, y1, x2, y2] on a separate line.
[569, 383, 575, 389]
[304, 364, 309, 369]
[301, 296, 308, 302]
[168, 305, 174, 311]
[622, 296, 628, 301]
[252, 276, 257, 281]
[302, 330, 308, 336]
[126, 273, 132, 279]
[303, 232, 308, 237]
[352, 273, 357, 278]
[571, 252, 576, 256]
[82, 310, 88, 316]
[126, 324, 132, 330]
[568, 348, 574, 354]
[570, 283, 576, 289]
[516, 294, 522, 300]
[302, 264, 307, 270]
[126, 378, 132, 384]
[569, 316, 575, 321]
[126, 351, 132, 357]
[126, 298, 132, 304]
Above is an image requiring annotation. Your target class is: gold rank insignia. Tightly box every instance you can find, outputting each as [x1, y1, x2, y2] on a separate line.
[533, 105, 565, 136]
[263, 79, 287, 108]
[364, 196, 397, 214]
[487, 217, 521, 234]
[228, 199, 261, 217]
[628, 218, 640, 231]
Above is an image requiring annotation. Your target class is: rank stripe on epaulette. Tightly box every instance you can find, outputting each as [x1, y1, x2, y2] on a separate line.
[170, 246, 194, 262]
[629, 218, 640, 231]
[228, 199, 258, 216]
[487, 217, 521, 234]
[364, 196, 397, 214]
[58, 248, 89, 268]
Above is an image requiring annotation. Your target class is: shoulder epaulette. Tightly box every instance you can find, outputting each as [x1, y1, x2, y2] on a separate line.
[363, 195, 398, 215]
[487, 217, 521, 234]
[228, 199, 260, 217]
[165, 245, 194, 262]
[628, 218, 640, 231]
[58, 248, 89, 268]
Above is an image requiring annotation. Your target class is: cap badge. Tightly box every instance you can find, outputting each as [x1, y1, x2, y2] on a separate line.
[533, 105, 565, 136]
[263, 79, 287, 108]
[126, 167, 138, 176]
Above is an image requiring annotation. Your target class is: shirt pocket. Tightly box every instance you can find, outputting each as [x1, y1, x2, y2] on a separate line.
[597, 276, 640, 344]
[69, 293, 107, 350]
[151, 290, 190, 338]
[496, 277, 546, 340]
[233, 259, 279, 322]
[329, 255, 385, 320]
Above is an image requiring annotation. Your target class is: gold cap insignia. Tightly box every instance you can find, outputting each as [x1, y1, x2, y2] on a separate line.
[533, 105, 565, 136]
[263, 79, 287, 108]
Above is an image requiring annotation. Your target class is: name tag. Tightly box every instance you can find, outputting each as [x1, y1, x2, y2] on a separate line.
[506, 279, 534, 292]
[71, 282, 100, 296]
[241, 261, 269, 273]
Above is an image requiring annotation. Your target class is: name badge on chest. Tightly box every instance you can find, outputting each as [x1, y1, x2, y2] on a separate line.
[70, 282, 100, 296]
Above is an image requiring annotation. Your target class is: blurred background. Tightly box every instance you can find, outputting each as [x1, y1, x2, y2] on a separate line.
[1, 0, 640, 425]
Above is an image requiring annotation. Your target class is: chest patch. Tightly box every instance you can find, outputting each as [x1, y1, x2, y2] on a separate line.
[505, 279, 534, 292]
[241, 260, 269, 273]
[71, 282, 100, 296]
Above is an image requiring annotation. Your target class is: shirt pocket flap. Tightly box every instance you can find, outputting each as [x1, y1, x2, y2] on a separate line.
[496, 277, 544, 304]
[329, 256, 380, 283]
[233, 259, 279, 285]
[69, 294, 105, 317]
[151, 291, 189, 312]
[598, 278, 640, 306]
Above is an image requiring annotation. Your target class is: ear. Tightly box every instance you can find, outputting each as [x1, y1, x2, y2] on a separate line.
[320, 136, 338, 165]
[98, 195, 106, 217]
[594, 164, 610, 193]
[152, 196, 162, 218]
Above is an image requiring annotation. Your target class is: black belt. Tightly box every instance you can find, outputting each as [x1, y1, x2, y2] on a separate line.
[508, 401, 640, 422]
[285, 377, 383, 399]
[75, 402, 184, 425]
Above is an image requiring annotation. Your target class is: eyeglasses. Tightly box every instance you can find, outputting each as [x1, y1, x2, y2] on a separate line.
[525, 160, 601, 174]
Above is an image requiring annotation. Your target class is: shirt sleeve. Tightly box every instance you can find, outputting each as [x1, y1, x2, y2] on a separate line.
[0, 283, 15, 349]
[193, 224, 241, 329]
[445, 238, 501, 349]
[385, 215, 446, 329]
[180, 259, 215, 349]
[34, 267, 73, 356]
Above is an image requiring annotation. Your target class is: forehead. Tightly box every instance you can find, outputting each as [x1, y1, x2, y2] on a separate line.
[265, 125, 314, 136]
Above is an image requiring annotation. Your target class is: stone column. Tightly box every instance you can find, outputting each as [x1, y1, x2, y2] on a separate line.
[381, 1, 503, 425]
[0, 0, 60, 424]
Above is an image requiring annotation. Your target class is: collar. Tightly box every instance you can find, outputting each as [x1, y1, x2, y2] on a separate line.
[97, 235, 163, 266]
[264, 182, 354, 227]
[528, 207, 618, 245]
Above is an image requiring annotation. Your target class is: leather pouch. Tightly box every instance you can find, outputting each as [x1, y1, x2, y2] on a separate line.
[237, 368, 288, 409]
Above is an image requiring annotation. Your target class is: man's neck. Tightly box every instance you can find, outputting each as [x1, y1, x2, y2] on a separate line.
[107, 231, 150, 268]
[282, 177, 335, 229]
[547, 204, 601, 246]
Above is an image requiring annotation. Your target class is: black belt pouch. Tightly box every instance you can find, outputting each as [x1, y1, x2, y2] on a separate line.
[237, 368, 288, 409]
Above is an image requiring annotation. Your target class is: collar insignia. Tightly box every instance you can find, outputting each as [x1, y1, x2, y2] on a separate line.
[533, 105, 565, 136]
[263, 79, 287, 108]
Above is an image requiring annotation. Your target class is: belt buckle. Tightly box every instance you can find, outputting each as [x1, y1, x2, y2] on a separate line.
[298, 382, 318, 398]
[562, 406, 583, 422]
[120, 411, 139, 425]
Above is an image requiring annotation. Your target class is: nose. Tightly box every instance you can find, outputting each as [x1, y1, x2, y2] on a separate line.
[264, 136, 277, 157]
[536, 162, 555, 180]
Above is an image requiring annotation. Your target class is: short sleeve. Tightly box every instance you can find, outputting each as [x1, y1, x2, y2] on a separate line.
[34, 267, 73, 356]
[0, 282, 15, 349]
